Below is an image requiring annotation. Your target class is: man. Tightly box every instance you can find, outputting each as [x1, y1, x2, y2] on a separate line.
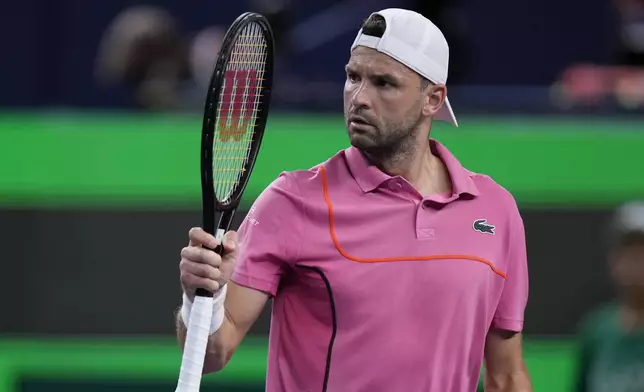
[177, 8, 531, 392]
[574, 202, 644, 392]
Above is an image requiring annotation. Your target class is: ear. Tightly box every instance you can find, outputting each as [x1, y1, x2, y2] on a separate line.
[422, 84, 447, 117]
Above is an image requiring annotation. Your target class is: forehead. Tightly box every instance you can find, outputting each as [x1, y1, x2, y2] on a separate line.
[347, 46, 415, 78]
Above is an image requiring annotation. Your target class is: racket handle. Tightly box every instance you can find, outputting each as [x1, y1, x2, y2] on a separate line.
[175, 295, 215, 392]
[195, 228, 226, 298]
[194, 244, 220, 297]
[213, 228, 226, 255]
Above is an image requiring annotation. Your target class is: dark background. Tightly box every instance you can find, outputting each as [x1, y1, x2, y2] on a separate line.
[0, 207, 616, 336]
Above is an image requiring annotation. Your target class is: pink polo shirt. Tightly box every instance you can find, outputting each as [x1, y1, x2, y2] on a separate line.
[231, 139, 529, 392]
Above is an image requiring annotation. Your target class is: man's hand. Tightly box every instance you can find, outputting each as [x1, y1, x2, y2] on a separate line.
[175, 227, 269, 373]
[179, 227, 238, 301]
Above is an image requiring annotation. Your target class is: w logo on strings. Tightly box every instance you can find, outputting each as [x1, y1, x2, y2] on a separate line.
[218, 69, 261, 142]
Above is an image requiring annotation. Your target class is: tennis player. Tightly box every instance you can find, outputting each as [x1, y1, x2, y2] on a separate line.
[177, 8, 531, 392]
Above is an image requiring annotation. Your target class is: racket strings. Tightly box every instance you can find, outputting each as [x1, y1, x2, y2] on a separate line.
[212, 22, 267, 203]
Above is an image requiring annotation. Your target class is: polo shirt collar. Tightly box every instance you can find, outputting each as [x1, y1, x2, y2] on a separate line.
[345, 139, 480, 198]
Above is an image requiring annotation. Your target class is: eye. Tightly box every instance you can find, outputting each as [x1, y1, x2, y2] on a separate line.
[346, 71, 360, 83]
[374, 77, 394, 89]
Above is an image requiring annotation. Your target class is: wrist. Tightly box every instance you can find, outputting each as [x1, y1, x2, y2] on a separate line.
[181, 284, 228, 334]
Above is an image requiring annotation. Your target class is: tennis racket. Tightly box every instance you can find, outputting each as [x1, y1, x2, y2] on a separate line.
[175, 11, 274, 392]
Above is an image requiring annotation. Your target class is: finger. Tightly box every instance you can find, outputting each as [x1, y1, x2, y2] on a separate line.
[188, 227, 219, 249]
[180, 259, 222, 281]
[180, 246, 222, 267]
[221, 231, 238, 253]
[181, 272, 220, 293]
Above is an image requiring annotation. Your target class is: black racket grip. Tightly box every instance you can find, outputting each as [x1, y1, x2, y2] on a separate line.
[213, 243, 224, 255]
[195, 242, 225, 298]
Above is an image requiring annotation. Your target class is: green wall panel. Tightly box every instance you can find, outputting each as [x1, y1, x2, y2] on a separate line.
[1, 112, 643, 207]
[0, 337, 577, 392]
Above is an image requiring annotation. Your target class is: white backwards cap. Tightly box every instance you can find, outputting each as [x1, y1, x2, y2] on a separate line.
[351, 8, 457, 126]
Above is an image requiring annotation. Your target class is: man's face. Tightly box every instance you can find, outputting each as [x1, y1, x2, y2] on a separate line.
[342, 46, 443, 154]
[610, 238, 644, 296]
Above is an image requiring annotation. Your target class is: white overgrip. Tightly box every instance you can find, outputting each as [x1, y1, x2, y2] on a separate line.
[215, 228, 225, 244]
[175, 295, 214, 392]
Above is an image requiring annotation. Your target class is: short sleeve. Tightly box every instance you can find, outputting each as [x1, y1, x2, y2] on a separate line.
[230, 172, 304, 297]
[491, 204, 529, 332]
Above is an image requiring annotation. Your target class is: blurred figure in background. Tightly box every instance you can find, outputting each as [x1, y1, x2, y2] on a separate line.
[552, 0, 644, 110]
[614, 0, 644, 67]
[574, 202, 644, 392]
[95, 5, 192, 110]
[188, 26, 226, 100]
[613, 0, 644, 108]
[95, 3, 293, 112]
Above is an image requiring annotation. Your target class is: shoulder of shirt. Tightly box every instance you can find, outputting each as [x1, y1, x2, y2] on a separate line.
[268, 148, 347, 191]
[268, 151, 521, 214]
[464, 167, 521, 215]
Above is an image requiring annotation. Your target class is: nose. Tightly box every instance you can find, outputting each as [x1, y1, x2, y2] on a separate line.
[349, 81, 371, 109]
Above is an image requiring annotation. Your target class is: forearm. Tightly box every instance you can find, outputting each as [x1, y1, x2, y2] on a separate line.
[175, 308, 239, 373]
[484, 367, 532, 392]
[484, 328, 532, 392]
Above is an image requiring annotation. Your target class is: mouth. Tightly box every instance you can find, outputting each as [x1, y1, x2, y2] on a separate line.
[348, 115, 372, 128]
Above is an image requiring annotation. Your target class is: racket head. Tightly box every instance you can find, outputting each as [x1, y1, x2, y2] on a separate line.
[200, 12, 274, 235]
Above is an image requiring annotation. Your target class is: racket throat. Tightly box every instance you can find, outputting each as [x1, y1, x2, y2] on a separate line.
[212, 207, 236, 254]
[215, 228, 226, 243]
[216, 208, 236, 234]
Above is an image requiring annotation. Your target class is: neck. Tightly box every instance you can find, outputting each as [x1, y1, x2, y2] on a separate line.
[364, 136, 451, 195]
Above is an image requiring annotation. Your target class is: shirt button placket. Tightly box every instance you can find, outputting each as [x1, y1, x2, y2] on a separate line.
[417, 200, 436, 239]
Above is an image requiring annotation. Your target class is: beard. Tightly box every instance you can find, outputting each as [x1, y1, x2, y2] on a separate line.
[346, 110, 423, 162]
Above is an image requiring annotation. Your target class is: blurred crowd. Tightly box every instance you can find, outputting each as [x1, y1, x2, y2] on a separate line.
[553, 0, 644, 109]
[91, 0, 472, 111]
[93, 0, 644, 112]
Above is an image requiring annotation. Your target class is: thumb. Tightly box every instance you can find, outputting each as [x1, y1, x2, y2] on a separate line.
[222, 230, 238, 254]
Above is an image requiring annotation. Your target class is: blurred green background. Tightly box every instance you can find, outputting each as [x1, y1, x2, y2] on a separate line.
[0, 337, 575, 392]
[2, 112, 643, 207]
